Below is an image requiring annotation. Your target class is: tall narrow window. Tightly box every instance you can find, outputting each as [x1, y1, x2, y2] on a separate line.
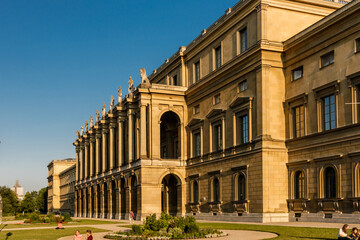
[323, 95, 336, 131]
[238, 80, 247, 92]
[238, 174, 246, 201]
[240, 27, 248, 53]
[193, 132, 201, 157]
[213, 124, 222, 151]
[294, 171, 305, 199]
[321, 51, 334, 68]
[172, 75, 178, 86]
[237, 114, 249, 144]
[324, 167, 336, 199]
[195, 61, 200, 83]
[293, 105, 305, 138]
[213, 178, 220, 202]
[215, 46, 222, 69]
[193, 181, 199, 203]
[356, 38, 360, 53]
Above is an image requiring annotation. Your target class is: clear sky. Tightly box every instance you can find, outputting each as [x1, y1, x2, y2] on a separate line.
[0, 0, 239, 192]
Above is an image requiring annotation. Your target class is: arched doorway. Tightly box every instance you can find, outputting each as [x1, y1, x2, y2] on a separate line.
[160, 111, 181, 159]
[97, 185, 101, 218]
[111, 180, 117, 219]
[130, 175, 137, 218]
[161, 174, 182, 216]
[103, 182, 108, 218]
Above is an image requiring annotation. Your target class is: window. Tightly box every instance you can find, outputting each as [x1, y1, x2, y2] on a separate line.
[321, 51, 334, 68]
[292, 66, 303, 81]
[323, 95, 336, 131]
[213, 123, 222, 151]
[293, 105, 305, 138]
[215, 46, 222, 69]
[238, 80, 247, 92]
[324, 167, 336, 199]
[237, 114, 249, 144]
[193, 132, 201, 157]
[212, 178, 220, 202]
[356, 38, 360, 53]
[238, 174, 246, 201]
[172, 75, 178, 86]
[214, 94, 221, 105]
[240, 27, 248, 53]
[193, 181, 199, 203]
[194, 105, 200, 114]
[195, 61, 200, 83]
[294, 171, 305, 199]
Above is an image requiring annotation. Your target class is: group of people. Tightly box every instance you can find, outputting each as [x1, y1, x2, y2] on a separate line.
[339, 224, 360, 240]
[74, 230, 93, 240]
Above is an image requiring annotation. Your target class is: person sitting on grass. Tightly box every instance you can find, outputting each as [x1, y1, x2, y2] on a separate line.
[74, 230, 84, 240]
[349, 227, 360, 240]
[338, 224, 351, 240]
[86, 229, 93, 240]
[56, 220, 64, 229]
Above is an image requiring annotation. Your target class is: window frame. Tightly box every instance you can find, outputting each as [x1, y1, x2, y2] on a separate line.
[294, 170, 305, 199]
[213, 93, 221, 105]
[292, 66, 303, 81]
[194, 60, 201, 83]
[322, 94, 336, 131]
[214, 45, 222, 70]
[194, 105, 200, 115]
[324, 166, 336, 199]
[193, 130, 201, 157]
[355, 37, 360, 53]
[238, 80, 247, 92]
[239, 26, 248, 54]
[320, 51, 334, 69]
[213, 122, 223, 152]
[292, 105, 305, 138]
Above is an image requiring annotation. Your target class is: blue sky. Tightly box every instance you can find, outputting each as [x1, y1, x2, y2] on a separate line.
[0, 0, 239, 192]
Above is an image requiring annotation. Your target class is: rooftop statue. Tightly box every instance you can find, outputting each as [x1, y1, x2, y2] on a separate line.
[140, 68, 150, 85]
[118, 86, 122, 103]
[102, 102, 106, 117]
[85, 120, 88, 131]
[110, 95, 114, 110]
[96, 110, 100, 122]
[80, 125, 84, 135]
[90, 115, 93, 128]
[128, 76, 134, 93]
[76, 130, 80, 139]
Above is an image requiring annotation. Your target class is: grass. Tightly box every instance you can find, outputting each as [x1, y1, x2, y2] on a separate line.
[198, 222, 339, 240]
[3, 219, 122, 229]
[0, 227, 107, 240]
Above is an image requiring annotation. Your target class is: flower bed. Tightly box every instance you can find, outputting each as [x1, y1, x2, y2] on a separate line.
[105, 213, 226, 240]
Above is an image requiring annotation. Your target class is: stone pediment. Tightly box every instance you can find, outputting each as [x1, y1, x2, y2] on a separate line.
[188, 118, 204, 127]
[229, 96, 253, 109]
[206, 109, 225, 119]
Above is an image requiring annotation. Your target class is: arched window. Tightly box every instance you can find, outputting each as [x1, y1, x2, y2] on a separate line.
[193, 181, 199, 203]
[213, 178, 220, 202]
[238, 174, 246, 201]
[324, 167, 336, 199]
[294, 171, 305, 199]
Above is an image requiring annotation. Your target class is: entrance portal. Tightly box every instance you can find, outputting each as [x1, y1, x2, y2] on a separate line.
[161, 174, 181, 216]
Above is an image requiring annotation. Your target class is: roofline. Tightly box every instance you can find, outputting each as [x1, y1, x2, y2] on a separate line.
[47, 158, 76, 167]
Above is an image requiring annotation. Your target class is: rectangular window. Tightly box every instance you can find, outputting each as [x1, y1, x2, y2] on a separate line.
[238, 114, 249, 144]
[292, 66, 303, 81]
[292, 105, 305, 138]
[240, 27, 248, 53]
[323, 95, 336, 131]
[356, 38, 360, 53]
[215, 46, 222, 69]
[214, 94, 221, 105]
[195, 61, 200, 83]
[194, 105, 200, 114]
[193, 132, 201, 157]
[238, 80, 247, 92]
[213, 124, 222, 151]
[172, 75, 178, 86]
[321, 51, 334, 68]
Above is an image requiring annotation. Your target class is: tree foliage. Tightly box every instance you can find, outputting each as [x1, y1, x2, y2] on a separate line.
[36, 187, 48, 213]
[20, 191, 38, 213]
[0, 186, 20, 215]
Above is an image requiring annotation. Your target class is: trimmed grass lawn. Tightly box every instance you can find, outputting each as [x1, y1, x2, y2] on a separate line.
[198, 223, 339, 240]
[3, 219, 122, 229]
[0, 227, 107, 240]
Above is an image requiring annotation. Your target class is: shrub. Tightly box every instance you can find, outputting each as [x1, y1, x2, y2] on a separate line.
[28, 211, 40, 222]
[171, 227, 183, 239]
[184, 221, 199, 233]
[132, 224, 143, 235]
[63, 213, 72, 222]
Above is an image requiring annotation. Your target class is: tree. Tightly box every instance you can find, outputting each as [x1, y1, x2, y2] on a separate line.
[36, 187, 48, 213]
[0, 186, 20, 215]
[20, 191, 38, 213]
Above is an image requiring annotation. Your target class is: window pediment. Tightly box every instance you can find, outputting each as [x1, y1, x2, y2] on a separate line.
[229, 96, 253, 110]
[206, 108, 225, 120]
[188, 118, 204, 128]
[313, 80, 340, 100]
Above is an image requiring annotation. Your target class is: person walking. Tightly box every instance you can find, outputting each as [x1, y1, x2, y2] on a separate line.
[74, 230, 84, 240]
[86, 229, 93, 240]
[129, 210, 135, 224]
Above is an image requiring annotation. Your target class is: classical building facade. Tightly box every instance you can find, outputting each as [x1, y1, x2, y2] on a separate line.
[73, 0, 360, 223]
[47, 159, 76, 214]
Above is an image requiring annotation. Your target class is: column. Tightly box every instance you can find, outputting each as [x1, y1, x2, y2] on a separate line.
[221, 116, 225, 151]
[109, 186, 113, 219]
[109, 122, 116, 170]
[232, 113, 237, 147]
[74, 191, 78, 217]
[94, 187, 98, 218]
[200, 126, 204, 156]
[117, 118, 124, 167]
[90, 136, 95, 177]
[102, 128, 108, 172]
[78, 190, 82, 217]
[84, 139, 89, 179]
[116, 184, 120, 219]
[80, 144, 85, 180]
[88, 188, 92, 218]
[125, 185, 130, 219]
[128, 111, 134, 163]
[75, 146, 80, 182]
[95, 132, 101, 174]
[249, 98, 253, 141]
[100, 184, 105, 218]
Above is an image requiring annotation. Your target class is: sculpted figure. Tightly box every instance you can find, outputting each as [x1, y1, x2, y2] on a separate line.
[102, 102, 106, 117]
[139, 68, 150, 84]
[110, 95, 114, 110]
[90, 115, 93, 127]
[118, 86, 122, 103]
[80, 125, 84, 135]
[85, 120, 88, 131]
[128, 76, 134, 93]
[96, 110, 100, 122]
[76, 130, 80, 139]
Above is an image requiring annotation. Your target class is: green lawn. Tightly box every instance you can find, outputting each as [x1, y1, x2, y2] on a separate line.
[0, 227, 107, 240]
[3, 219, 122, 229]
[198, 222, 339, 240]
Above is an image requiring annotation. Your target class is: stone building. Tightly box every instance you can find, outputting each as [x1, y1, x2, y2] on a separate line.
[11, 180, 24, 201]
[47, 159, 76, 214]
[73, 0, 360, 223]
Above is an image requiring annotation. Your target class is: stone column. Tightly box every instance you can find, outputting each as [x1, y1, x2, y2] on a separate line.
[95, 131, 101, 174]
[90, 136, 95, 177]
[78, 190, 82, 217]
[109, 122, 116, 170]
[100, 184, 105, 218]
[88, 187, 92, 218]
[115, 184, 120, 219]
[125, 186, 130, 220]
[75, 146, 80, 182]
[128, 110, 134, 163]
[102, 128, 109, 172]
[74, 191, 78, 217]
[80, 143, 85, 180]
[84, 139, 89, 179]
[117, 118, 124, 167]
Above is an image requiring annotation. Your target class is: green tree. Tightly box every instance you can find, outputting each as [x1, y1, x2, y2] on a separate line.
[0, 186, 20, 215]
[36, 187, 48, 213]
[20, 191, 38, 213]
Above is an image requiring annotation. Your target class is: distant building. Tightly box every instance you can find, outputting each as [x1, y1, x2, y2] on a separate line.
[11, 180, 24, 201]
[47, 159, 76, 214]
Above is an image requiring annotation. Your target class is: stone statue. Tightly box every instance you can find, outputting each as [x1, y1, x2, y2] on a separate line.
[96, 110, 100, 122]
[85, 120, 88, 131]
[110, 95, 114, 110]
[128, 76, 134, 93]
[90, 115, 93, 128]
[76, 130, 80, 139]
[140, 68, 150, 85]
[102, 102, 106, 117]
[80, 125, 84, 135]
[118, 86, 122, 103]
